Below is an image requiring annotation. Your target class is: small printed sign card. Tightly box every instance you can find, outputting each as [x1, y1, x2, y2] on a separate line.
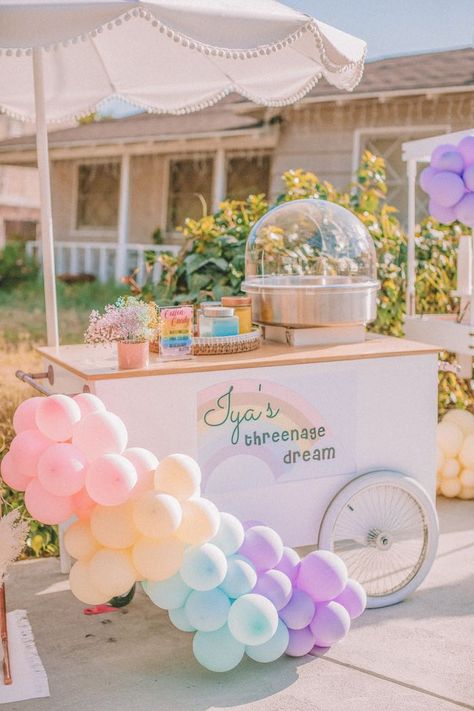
[159, 306, 194, 360]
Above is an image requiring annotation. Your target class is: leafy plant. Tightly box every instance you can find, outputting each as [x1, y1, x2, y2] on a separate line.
[0, 242, 38, 290]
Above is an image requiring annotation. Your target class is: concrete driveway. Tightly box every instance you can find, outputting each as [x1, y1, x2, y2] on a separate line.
[3, 498, 474, 711]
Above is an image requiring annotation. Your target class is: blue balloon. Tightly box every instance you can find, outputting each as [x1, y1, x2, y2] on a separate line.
[220, 554, 257, 598]
[180, 543, 228, 591]
[142, 573, 191, 610]
[246, 619, 290, 663]
[227, 593, 278, 646]
[211, 512, 245, 555]
[185, 588, 231, 632]
[193, 624, 245, 672]
[169, 605, 196, 632]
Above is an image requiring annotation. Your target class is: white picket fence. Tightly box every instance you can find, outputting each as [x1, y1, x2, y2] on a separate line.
[25, 240, 181, 285]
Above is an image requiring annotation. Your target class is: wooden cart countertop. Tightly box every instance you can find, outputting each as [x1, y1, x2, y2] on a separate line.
[36, 335, 439, 382]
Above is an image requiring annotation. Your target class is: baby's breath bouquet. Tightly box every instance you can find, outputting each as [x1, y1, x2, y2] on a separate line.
[85, 296, 157, 345]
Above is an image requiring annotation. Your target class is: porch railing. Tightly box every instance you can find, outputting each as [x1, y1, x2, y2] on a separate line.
[25, 240, 181, 286]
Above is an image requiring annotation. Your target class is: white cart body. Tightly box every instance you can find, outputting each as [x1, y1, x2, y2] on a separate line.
[38, 335, 438, 549]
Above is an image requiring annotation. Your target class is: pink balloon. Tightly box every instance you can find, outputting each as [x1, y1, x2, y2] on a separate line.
[309, 601, 350, 647]
[72, 488, 96, 519]
[419, 166, 438, 194]
[72, 393, 106, 418]
[455, 192, 474, 229]
[431, 143, 457, 167]
[85, 454, 137, 506]
[433, 150, 464, 175]
[253, 570, 292, 611]
[35, 394, 81, 442]
[12, 397, 43, 434]
[9, 429, 52, 476]
[428, 199, 456, 225]
[463, 165, 474, 192]
[279, 589, 315, 630]
[297, 550, 347, 602]
[37, 443, 87, 496]
[24, 478, 74, 525]
[428, 171, 465, 208]
[334, 579, 367, 620]
[285, 626, 315, 657]
[123, 447, 158, 496]
[72, 411, 128, 461]
[458, 136, 474, 167]
[239, 525, 283, 571]
[274, 546, 300, 583]
[0, 452, 31, 491]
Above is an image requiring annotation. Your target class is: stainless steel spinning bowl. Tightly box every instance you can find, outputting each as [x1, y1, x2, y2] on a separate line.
[242, 275, 379, 327]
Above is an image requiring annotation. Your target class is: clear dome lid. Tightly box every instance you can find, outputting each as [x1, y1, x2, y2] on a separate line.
[243, 198, 378, 288]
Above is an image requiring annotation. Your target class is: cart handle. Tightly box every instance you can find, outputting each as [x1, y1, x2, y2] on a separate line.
[15, 367, 55, 397]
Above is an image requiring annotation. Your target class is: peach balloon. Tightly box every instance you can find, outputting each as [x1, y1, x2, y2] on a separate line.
[88, 549, 137, 599]
[176, 498, 220, 545]
[459, 485, 474, 499]
[440, 478, 461, 498]
[69, 560, 109, 605]
[12, 397, 43, 434]
[124, 447, 158, 496]
[154, 454, 201, 501]
[436, 445, 445, 475]
[9, 429, 52, 477]
[460, 469, 474, 487]
[37, 443, 87, 496]
[132, 491, 182, 539]
[442, 458, 460, 479]
[90, 502, 139, 549]
[85, 454, 137, 506]
[459, 434, 474, 469]
[24, 478, 74, 524]
[35, 394, 81, 442]
[437, 421, 463, 458]
[73, 393, 106, 417]
[72, 488, 96, 519]
[132, 536, 185, 581]
[444, 409, 474, 436]
[0, 452, 31, 491]
[72, 411, 128, 461]
[64, 520, 98, 561]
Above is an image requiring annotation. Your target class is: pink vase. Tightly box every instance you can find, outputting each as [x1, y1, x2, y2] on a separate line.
[117, 340, 149, 370]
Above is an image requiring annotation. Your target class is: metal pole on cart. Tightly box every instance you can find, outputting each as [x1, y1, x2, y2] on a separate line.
[406, 158, 417, 317]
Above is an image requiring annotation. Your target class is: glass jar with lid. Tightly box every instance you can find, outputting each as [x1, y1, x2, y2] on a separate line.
[199, 306, 239, 337]
[221, 296, 253, 333]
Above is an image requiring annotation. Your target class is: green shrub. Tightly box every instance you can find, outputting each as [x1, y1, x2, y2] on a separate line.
[0, 242, 38, 289]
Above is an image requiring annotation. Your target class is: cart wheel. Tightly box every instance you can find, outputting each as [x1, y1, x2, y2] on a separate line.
[318, 471, 438, 608]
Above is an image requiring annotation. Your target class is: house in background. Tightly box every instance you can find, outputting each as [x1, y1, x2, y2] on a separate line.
[0, 47, 472, 283]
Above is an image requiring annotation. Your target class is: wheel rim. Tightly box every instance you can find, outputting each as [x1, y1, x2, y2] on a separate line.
[330, 483, 429, 598]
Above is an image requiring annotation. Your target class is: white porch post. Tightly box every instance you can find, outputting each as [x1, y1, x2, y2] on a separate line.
[212, 147, 226, 213]
[406, 158, 417, 317]
[115, 153, 130, 282]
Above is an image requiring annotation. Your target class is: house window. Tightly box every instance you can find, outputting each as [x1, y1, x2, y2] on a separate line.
[226, 154, 271, 200]
[76, 161, 120, 230]
[167, 157, 213, 231]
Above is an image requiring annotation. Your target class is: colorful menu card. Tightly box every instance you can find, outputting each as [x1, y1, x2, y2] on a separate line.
[159, 306, 194, 359]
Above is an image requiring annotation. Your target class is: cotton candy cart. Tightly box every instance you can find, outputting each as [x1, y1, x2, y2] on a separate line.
[26, 331, 439, 609]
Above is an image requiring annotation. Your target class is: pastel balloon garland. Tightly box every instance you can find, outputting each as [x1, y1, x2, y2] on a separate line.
[2, 394, 366, 672]
[420, 135, 474, 226]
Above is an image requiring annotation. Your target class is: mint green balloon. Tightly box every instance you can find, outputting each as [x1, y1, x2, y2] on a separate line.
[246, 619, 289, 663]
[193, 624, 245, 672]
[220, 554, 257, 598]
[228, 593, 278, 646]
[185, 588, 231, 632]
[169, 605, 196, 632]
[142, 573, 191, 610]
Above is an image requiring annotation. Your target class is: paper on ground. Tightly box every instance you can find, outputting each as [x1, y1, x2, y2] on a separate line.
[0, 609, 49, 704]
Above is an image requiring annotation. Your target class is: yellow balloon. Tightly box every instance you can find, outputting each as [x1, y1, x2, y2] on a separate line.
[437, 422, 463, 458]
[90, 502, 139, 549]
[64, 520, 98, 561]
[88, 549, 137, 599]
[460, 469, 474, 487]
[442, 458, 460, 479]
[176, 497, 220, 545]
[132, 491, 182, 539]
[69, 560, 109, 605]
[459, 485, 474, 500]
[132, 536, 185, 581]
[459, 434, 474, 469]
[154, 454, 201, 501]
[440, 478, 461, 498]
[444, 409, 474, 436]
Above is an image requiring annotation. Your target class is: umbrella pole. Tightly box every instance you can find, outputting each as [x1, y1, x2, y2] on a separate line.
[32, 48, 59, 348]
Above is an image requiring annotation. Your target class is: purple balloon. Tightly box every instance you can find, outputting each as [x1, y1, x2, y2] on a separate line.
[253, 570, 292, 612]
[428, 199, 456, 225]
[334, 579, 367, 620]
[285, 626, 315, 657]
[419, 166, 438, 194]
[431, 143, 457, 167]
[279, 589, 315, 630]
[428, 171, 465, 208]
[274, 546, 301, 583]
[297, 550, 347, 602]
[239, 525, 283, 572]
[458, 136, 474, 167]
[455, 193, 474, 229]
[310, 601, 350, 647]
[433, 151, 464, 175]
[463, 165, 474, 192]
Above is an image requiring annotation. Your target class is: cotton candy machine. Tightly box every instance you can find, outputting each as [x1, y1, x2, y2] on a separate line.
[242, 199, 379, 328]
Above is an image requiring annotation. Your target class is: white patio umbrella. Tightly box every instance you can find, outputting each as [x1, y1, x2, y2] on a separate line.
[0, 0, 366, 347]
